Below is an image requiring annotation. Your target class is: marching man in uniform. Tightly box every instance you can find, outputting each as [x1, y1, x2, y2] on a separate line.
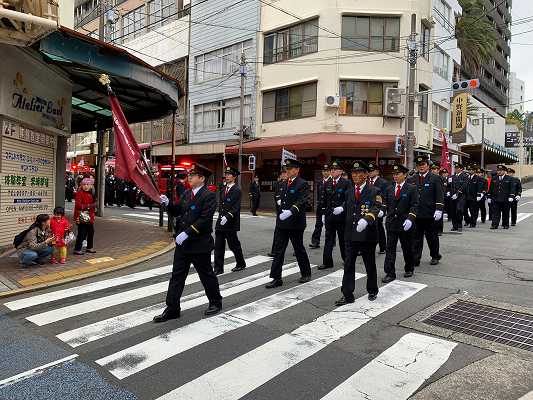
[507, 168, 522, 226]
[335, 161, 382, 306]
[450, 162, 468, 232]
[464, 165, 485, 228]
[368, 161, 389, 254]
[213, 166, 247, 275]
[309, 164, 331, 249]
[155, 164, 222, 322]
[266, 159, 312, 288]
[489, 164, 516, 230]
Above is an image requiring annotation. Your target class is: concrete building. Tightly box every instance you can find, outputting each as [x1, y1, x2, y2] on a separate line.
[509, 72, 525, 114]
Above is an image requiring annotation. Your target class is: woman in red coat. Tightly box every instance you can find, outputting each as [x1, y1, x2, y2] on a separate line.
[74, 177, 97, 255]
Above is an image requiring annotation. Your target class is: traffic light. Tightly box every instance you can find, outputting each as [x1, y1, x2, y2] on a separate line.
[452, 79, 480, 91]
[248, 155, 256, 171]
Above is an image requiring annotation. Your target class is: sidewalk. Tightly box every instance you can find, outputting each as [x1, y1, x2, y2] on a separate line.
[0, 212, 173, 295]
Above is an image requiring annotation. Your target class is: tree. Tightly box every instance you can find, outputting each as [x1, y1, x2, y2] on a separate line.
[456, 0, 497, 74]
[506, 109, 525, 130]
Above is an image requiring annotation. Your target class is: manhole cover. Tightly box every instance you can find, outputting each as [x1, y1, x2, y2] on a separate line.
[424, 300, 533, 352]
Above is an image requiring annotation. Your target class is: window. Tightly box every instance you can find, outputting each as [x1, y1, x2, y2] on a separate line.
[421, 24, 431, 60]
[433, 48, 450, 79]
[262, 82, 317, 122]
[434, 0, 452, 32]
[194, 40, 253, 82]
[263, 19, 318, 64]
[194, 96, 251, 133]
[419, 85, 429, 123]
[341, 16, 400, 52]
[122, 5, 145, 42]
[339, 81, 397, 116]
[432, 103, 449, 130]
[148, 0, 178, 28]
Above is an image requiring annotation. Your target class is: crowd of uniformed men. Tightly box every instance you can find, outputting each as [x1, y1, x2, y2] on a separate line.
[153, 156, 522, 322]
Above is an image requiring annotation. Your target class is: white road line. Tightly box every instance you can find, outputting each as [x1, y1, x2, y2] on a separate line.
[321, 333, 456, 400]
[4, 252, 233, 311]
[518, 200, 533, 207]
[124, 213, 167, 221]
[516, 213, 533, 224]
[97, 270, 359, 380]
[0, 354, 78, 388]
[59, 261, 299, 348]
[518, 391, 533, 400]
[27, 255, 270, 326]
[156, 280, 426, 400]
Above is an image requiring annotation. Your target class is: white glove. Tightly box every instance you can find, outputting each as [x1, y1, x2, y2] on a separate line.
[434, 210, 443, 221]
[508, 197, 514, 202]
[476, 195, 483, 202]
[446, 192, 451, 197]
[451, 194, 458, 200]
[321, 215, 325, 224]
[175, 232, 188, 245]
[515, 196, 520, 201]
[487, 198, 492, 204]
[333, 206, 344, 215]
[276, 199, 281, 206]
[279, 209, 292, 221]
[356, 218, 368, 232]
[220, 216, 228, 226]
[378, 210, 384, 218]
[160, 195, 169, 206]
[403, 219, 413, 231]
[448, 177, 453, 183]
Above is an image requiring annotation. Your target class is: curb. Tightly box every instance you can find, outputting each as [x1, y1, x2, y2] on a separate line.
[0, 241, 175, 299]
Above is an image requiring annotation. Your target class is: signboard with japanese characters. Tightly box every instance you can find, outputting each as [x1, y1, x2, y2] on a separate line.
[505, 131, 533, 148]
[451, 93, 468, 143]
[0, 118, 56, 246]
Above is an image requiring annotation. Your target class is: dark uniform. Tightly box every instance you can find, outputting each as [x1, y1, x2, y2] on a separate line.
[267, 159, 312, 286]
[336, 161, 382, 305]
[509, 169, 522, 226]
[321, 161, 351, 269]
[310, 164, 330, 248]
[214, 167, 247, 274]
[408, 156, 444, 265]
[477, 170, 489, 223]
[154, 164, 222, 322]
[368, 162, 389, 253]
[489, 165, 516, 229]
[65, 174, 75, 202]
[464, 167, 485, 227]
[268, 172, 287, 257]
[450, 163, 468, 231]
[249, 179, 261, 216]
[383, 164, 419, 281]
[105, 174, 116, 206]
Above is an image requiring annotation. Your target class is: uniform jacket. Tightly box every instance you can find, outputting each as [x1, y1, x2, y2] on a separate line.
[249, 181, 260, 198]
[315, 178, 329, 214]
[216, 184, 241, 232]
[273, 179, 285, 213]
[384, 182, 419, 232]
[324, 177, 352, 223]
[512, 177, 522, 197]
[465, 175, 485, 201]
[344, 184, 381, 243]
[276, 176, 309, 231]
[408, 172, 444, 218]
[489, 175, 516, 202]
[450, 172, 468, 199]
[369, 176, 390, 195]
[169, 185, 217, 254]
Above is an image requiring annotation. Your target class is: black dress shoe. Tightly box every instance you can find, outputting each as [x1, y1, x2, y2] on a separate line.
[334, 297, 354, 307]
[318, 264, 333, 270]
[436, 254, 442, 260]
[298, 275, 311, 283]
[414, 261, 420, 267]
[368, 293, 378, 301]
[378, 250, 386, 255]
[430, 258, 439, 266]
[214, 269, 224, 276]
[382, 275, 396, 283]
[265, 279, 283, 289]
[511, 223, 516, 226]
[490, 226, 498, 230]
[470, 224, 476, 228]
[503, 226, 509, 229]
[153, 308, 180, 323]
[231, 265, 246, 272]
[309, 243, 320, 249]
[204, 304, 222, 316]
[267, 252, 275, 257]
[404, 271, 414, 278]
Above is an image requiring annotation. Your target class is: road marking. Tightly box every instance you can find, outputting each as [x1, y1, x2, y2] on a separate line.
[0, 354, 78, 388]
[516, 213, 533, 224]
[155, 280, 426, 400]
[97, 270, 358, 380]
[59, 261, 301, 348]
[27, 255, 270, 326]
[320, 333, 456, 400]
[518, 391, 533, 400]
[518, 200, 533, 207]
[124, 213, 167, 221]
[4, 252, 233, 311]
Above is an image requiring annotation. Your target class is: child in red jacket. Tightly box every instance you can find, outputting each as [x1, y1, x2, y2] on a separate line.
[50, 206, 71, 264]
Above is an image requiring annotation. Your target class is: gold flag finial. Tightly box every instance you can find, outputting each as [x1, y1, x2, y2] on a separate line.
[99, 74, 111, 86]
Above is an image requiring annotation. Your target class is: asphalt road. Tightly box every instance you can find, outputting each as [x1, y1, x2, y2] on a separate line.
[2, 190, 533, 400]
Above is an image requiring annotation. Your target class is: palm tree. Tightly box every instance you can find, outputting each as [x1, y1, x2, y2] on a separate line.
[456, 0, 497, 74]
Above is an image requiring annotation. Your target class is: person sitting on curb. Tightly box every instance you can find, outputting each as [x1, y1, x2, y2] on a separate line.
[17, 214, 54, 268]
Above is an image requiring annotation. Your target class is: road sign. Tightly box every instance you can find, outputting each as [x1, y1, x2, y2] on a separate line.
[505, 131, 533, 148]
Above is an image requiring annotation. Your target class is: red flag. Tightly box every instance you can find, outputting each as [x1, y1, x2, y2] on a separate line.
[110, 93, 161, 203]
[440, 130, 451, 172]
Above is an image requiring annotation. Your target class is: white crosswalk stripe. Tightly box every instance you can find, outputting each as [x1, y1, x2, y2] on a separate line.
[320, 333, 456, 400]
[516, 213, 533, 224]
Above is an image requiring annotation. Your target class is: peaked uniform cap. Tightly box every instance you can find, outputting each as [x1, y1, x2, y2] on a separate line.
[284, 158, 302, 168]
[224, 166, 240, 176]
[189, 163, 213, 179]
[392, 164, 409, 174]
[351, 160, 369, 172]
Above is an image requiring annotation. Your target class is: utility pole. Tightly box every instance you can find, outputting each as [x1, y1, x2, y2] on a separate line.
[480, 113, 485, 170]
[238, 50, 246, 186]
[96, 0, 107, 218]
[406, 14, 417, 171]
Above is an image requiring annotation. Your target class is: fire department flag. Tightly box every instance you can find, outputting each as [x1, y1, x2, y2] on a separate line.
[109, 93, 161, 203]
[440, 129, 451, 172]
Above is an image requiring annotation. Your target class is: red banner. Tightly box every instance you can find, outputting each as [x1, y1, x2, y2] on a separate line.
[440, 130, 451, 172]
[109, 93, 161, 203]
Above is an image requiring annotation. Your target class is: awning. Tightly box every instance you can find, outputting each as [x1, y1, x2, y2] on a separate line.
[36, 27, 182, 134]
[460, 143, 519, 165]
[225, 133, 396, 153]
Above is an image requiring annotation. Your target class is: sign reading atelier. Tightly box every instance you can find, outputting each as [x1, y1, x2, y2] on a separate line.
[0, 118, 56, 246]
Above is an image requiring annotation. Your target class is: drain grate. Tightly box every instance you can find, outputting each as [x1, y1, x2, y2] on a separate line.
[423, 300, 533, 352]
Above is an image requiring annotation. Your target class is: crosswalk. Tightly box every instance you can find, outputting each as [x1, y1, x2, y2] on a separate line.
[2, 252, 463, 399]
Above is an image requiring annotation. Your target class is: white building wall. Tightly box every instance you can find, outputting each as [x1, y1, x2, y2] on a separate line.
[508, 72, 525, 114]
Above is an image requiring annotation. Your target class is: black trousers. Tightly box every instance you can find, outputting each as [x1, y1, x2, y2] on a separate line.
[377, 218, 387, 252]
[74, 223, 94, 251]
[451, 199, 465, 229]
[478, 199, 487, 222]
[270, 226, 279, 255]
[322, 220, 345, 268]
[413, 217, 440, 262]
[250, 196, 260, 215]
[511, 200, 518, 225]
[384, 229, 414, 277]
[492, 201, 511, 228]
[214, 230, 246, 272]
[269, 229, 311, 280]
[310, 210, 324, 246]
[465, 200, 480, 227]
[342, 241, 378, 300]
[166, 247, 222, 311]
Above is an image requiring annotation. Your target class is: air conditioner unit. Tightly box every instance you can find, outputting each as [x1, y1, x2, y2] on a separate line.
[325, 95, 340, 108]
[384, 87, 406, 118]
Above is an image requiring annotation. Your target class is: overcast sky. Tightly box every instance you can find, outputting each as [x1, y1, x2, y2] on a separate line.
[510, 1, 533, 108]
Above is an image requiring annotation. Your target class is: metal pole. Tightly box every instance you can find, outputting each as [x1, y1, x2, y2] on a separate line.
[96, 128, 106, 217]
[238, 50, 246, 186]
[98, 0, 105, 41]
[168, 110, 177, 232]
[406, 14, 417, 170]
[481, 113, 485, 170]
